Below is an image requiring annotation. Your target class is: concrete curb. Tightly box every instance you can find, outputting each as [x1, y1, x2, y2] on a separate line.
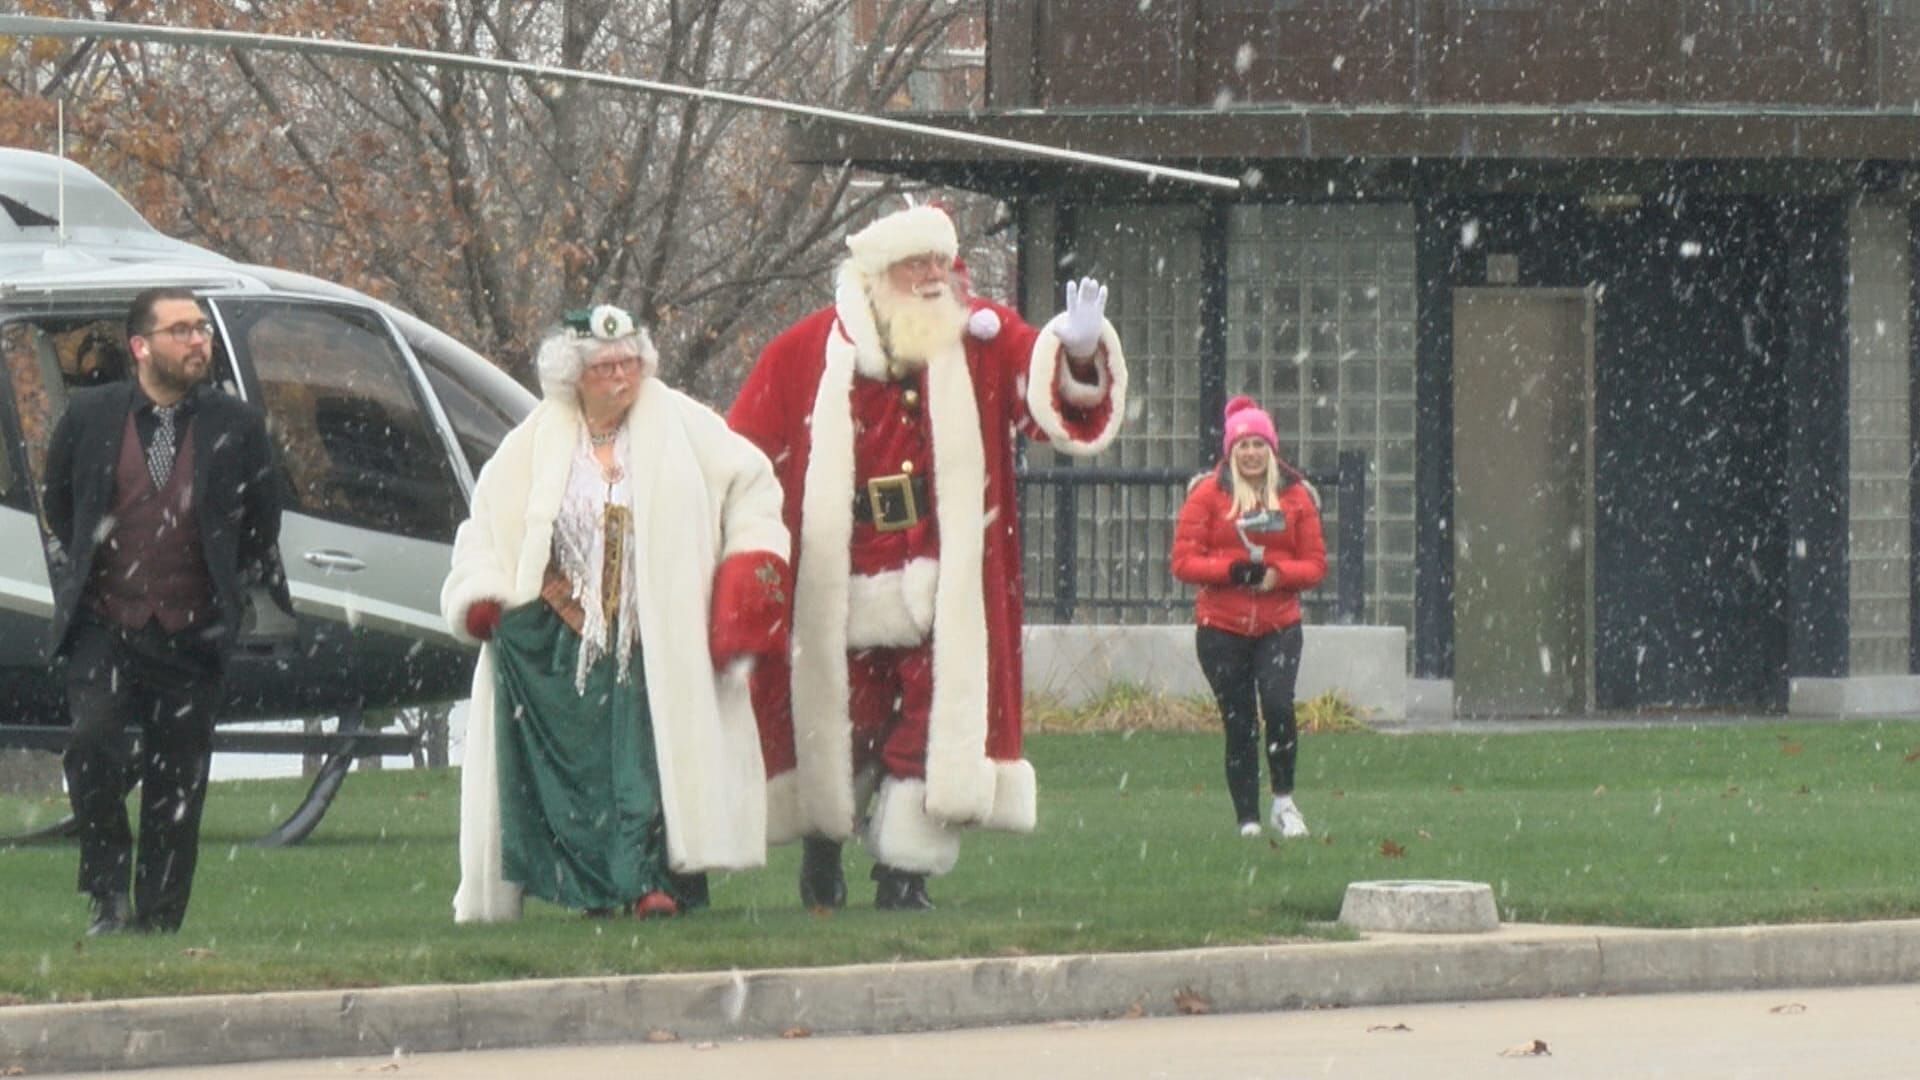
[6, 919, 1920, 1073]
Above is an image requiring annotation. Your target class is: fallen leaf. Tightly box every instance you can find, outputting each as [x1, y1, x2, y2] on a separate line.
[1379, 838, 1407, 858]
[0, 993, 26, 1007]
[1498, 1039, 1552, 1057]
[1780, 741, 1803, 756]
[1416, 829, 1432, 839]
[353, 1064, 400, 1074]
[1330, 789, 1346, 798]
[182, 947, 216, 959]
[1592, 784, 1607, 796]
[1173, 988, 1213, 1015]
[1793, 785, 1810, 796]
[781, 1026, 812, 1039]
[5, 1065, 25, 1076]
[1368, 1023, 1413, 1033]
[1449, 784, 1465, 794]
[997, 945, 1029, 957]
[1769, 1002, 1807, 1014]
[1120, 1001, 1146, 1019]
[1903, 748, 1920, 763]
[644, 1030, 678, 1043]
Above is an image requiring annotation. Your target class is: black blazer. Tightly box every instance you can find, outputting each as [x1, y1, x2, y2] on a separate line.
[41, 381, 293, 660]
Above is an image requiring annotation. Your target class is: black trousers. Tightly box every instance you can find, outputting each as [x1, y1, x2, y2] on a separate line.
[63, 616, 225, 931]
[1195, 623, 1303, 826]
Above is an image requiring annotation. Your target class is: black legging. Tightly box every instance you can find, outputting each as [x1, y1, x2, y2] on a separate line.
[1195, 622, 1303, 826]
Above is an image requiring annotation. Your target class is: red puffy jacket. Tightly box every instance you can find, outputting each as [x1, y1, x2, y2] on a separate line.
[1170, 464, 1327, 636]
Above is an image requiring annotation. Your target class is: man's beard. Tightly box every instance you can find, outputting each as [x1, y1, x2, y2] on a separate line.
[870, 283, 967, 369]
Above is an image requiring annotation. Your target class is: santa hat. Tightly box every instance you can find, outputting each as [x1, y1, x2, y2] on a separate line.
[1222, 395, 1279, 457]
[845, 205, 959, 276]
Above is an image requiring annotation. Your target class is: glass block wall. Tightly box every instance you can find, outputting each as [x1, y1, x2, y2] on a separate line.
[1022, 205, 1207, 624]
[1019, 202, 1417, 636]
[1225, 204, 1418, 632]
[1845, 202, 1911, 675]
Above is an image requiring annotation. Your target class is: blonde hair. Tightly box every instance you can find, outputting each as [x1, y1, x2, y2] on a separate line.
[1228, 441, 1281, 515]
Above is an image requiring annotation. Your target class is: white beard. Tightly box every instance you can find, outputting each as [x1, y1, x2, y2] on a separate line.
[870, 284, 968, 370]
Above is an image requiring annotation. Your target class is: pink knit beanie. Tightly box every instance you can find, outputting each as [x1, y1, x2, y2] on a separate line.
[1222, 395, 1279, 458]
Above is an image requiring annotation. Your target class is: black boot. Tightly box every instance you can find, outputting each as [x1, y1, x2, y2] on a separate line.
[798, 837, 846, 910]
[872, 864, 934, 911]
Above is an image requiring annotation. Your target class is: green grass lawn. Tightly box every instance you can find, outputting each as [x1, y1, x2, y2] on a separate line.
[3, 721, 1919, 1003]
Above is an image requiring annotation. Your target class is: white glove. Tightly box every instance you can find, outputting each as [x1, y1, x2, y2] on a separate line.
[1051, 276, 1108, 359]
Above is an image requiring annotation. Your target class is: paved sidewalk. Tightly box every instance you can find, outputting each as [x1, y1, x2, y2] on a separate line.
[7, 919, 1920, 1075]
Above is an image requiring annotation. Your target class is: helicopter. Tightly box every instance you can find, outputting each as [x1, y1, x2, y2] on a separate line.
[0, 145, 535, 843]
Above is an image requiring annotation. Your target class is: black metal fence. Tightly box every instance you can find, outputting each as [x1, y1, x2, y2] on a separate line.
[1017, 450, 1369, 625]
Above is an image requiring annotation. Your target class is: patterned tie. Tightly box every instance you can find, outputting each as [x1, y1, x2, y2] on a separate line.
[148, 404, 179, 489]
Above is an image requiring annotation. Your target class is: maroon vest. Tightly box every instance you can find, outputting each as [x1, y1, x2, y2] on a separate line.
[88, 409, 217, 634]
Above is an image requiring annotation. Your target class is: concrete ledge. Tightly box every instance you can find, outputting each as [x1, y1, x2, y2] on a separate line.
[1788, 675, 1920, 717]
[10, 920, 1920, 1074]
[1024, 623, 1407, 721]
[1339, 880, 1499, 933]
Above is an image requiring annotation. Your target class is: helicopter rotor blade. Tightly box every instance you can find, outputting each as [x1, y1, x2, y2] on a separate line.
[0, 14, 1243, 193]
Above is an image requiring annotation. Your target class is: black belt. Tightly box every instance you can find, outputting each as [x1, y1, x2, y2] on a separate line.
[853, 473, 928, 532]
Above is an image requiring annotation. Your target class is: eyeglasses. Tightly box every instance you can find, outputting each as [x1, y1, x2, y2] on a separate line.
[582, 356, 641, 381]
[145, 320, 215, 344]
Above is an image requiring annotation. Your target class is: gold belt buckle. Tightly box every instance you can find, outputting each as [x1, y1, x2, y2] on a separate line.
[866, 473, 918, 532]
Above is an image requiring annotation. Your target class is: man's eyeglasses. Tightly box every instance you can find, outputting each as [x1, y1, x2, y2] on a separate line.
[145, 320, 215, 344]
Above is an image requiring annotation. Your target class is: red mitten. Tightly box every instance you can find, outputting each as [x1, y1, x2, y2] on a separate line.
[709, 551, 791, 668]
[465, 599, 503, 642]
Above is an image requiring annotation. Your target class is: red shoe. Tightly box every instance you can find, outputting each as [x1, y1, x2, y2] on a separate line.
[632, 890, 680, 919]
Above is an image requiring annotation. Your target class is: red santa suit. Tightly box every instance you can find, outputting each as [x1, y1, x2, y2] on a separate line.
[729, 242, 1126, 876]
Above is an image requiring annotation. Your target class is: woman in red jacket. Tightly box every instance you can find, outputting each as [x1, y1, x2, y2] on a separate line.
[1170, 396, 1328, 838]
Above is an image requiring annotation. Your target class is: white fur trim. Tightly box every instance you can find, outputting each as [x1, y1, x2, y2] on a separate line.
[788, 327, 861, 838]
[866, 776, 962, 875]
[966, 307, 1002, 340]
[1023, 320, 1128, 455]
[835, 265, 892, 379]
[845, 560, 939, 648]
[845, 206, 958, 275]
[918, 313, 995, 824]
[980, 758, 1038, 833]
[452, 649, 523, 923]
[765, 770, 807, 846]
[848, 557, 944, 641]
[1049, 328, 1112, 409]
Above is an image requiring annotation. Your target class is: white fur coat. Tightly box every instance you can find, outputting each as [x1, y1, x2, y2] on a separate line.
[441, 380, 788, 923]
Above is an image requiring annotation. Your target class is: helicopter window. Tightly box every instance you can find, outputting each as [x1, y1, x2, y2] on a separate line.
[1, 317, 137, 511]
[220, 300, 462, 544]
[400, 322, 531, 476]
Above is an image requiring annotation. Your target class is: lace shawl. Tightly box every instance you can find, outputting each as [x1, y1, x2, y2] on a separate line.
[550, 427, 641, 691]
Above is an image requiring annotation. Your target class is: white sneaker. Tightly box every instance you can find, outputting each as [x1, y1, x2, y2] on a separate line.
[1271, 800, 1310, 839]
[1237, 822, 1262, 838]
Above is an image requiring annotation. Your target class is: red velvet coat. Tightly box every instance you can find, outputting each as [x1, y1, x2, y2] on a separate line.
[727, 270, 1126, 846]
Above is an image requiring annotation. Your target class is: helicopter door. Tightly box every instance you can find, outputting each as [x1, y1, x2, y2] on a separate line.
[211, 298, 468, 704]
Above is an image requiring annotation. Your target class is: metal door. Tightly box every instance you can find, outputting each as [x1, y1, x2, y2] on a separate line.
[1452, 289, 1594, 714]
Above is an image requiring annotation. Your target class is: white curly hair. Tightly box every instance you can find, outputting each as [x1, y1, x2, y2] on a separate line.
[533, 308, 659, 400]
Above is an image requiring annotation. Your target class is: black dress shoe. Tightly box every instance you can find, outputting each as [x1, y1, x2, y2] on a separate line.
[871, 864, 935, 911]
[799, 837, 847, 910]
[85, 893, 133, 937]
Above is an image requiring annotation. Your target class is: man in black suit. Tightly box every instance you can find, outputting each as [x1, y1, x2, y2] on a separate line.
[42, 287, 290, 935]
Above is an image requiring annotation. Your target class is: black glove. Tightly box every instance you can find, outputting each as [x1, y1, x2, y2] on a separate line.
[1229, 561, 1266, 586]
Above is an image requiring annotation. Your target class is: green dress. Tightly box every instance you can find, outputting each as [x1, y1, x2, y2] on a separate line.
[490, 600, 698, 911]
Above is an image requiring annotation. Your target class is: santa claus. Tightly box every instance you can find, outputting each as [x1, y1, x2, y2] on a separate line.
[728, 204, 1126, 910]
